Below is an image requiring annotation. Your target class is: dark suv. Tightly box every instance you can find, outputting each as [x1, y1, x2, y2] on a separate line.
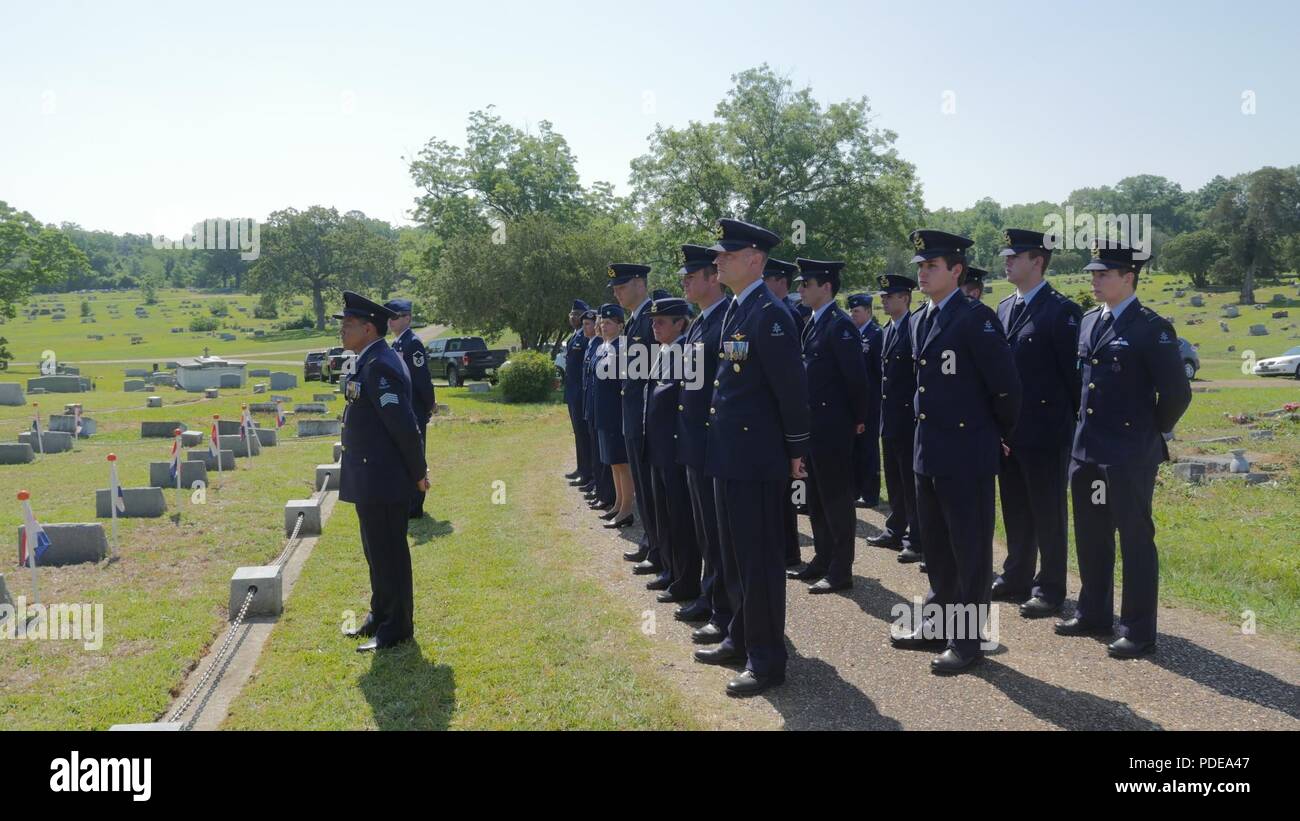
[304, 350, 329, 381]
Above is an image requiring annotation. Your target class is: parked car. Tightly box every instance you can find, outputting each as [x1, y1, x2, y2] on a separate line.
[326, 346, 357, 383]
[1252, 345, 1300, 379]
[426, 337, 509, 386]
[1179, 338, 1200, 381]
[303, 350, 328, 382]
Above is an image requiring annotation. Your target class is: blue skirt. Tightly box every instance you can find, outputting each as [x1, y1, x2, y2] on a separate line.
[599, 429, 628, 465]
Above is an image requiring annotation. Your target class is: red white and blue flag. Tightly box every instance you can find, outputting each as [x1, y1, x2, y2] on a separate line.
[275, 401, 285, 429]
[109, 459, 126, 514]
[170, 433, 183, 483]
[19, 498, 51, 567]
[209, 419, 220, 459]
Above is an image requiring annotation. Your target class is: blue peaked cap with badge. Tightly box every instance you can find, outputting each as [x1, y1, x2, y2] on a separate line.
[1084, 241, 1149, 272]
[598, 303, 625, 321]
[965, 266, 988, 284]
[649, 297, 690, 317]
[845, 293, 873, 309]
[709, 218, 781, 253]
[384, 298, 413, 315]
[909, 229, 974, 264]
[876, 273, 917, 294]
[571, 299, 590, 312]
[794, 257, 845, 287]
[677, 244, 716, 275]
[334, 291, 397, 332]
[998, 228, 1056, 257]
[763, 258, 799, 281]
[607, 262, 651, 287]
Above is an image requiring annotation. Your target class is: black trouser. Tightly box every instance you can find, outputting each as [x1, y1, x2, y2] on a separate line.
[782, 482, 801, 565]
[997, 445, 1070, 604]
[852, 423, 881, 504]
[1070, 460, 1161, 643]
[408, 419, 429, 518]
[914, 472, 995, 658]
[806, 429, 858, 585]
[588, 420, 614, 505]
[356, 501, 414, 646]
[568, 399, 592, 481]
[881, 433, 919, 548]
[715, 477, 788, 678]
[625, 434, 658, 562]
[686, 465, 729, 630]
[652, 463, 700, 598]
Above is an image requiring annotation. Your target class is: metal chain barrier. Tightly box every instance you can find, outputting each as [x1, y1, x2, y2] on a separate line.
[168, 586, 256, 729]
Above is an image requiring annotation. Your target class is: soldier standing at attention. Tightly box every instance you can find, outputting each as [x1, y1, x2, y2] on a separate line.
[847, 292, 883, 508]
[889, 230, 1020, 675]
[762, 256, 807, 568]
[336, 292, 429, 652]
[1055, 242, 1190, 659]
[867, 275, 922, 561]
[693, 218, 810, 697]
[787, 259, 869, 594]
[991, 230, 1082, 618]
[561, 299, 594, 489]
[962, 267, 988, 302]
[386, 299, 436, 520]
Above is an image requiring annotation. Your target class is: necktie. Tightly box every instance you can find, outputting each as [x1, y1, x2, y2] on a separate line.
[1008, 298, 1026, 331]
[1092, 311, 1114, 347]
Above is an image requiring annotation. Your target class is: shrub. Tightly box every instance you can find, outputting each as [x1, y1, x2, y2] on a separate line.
[208, 299, 229, 317]
[189, 316, 220, 333]
[497, 350, 556, 403]
[278, 313, 314, 331]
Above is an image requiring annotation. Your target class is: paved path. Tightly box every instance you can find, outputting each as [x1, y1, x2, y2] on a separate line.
[565, 480, 1300, 730]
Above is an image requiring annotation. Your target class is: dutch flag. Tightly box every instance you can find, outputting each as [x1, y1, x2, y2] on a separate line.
[169, 434, 182, 483]
[209, 419, 220, 459]
[109, 458, 126, 514]
[275, 401, 285, 430]
[19, 497, 51, 567]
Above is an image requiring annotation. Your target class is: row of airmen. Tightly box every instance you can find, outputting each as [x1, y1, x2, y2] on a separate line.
[561, 219, 1192, 697]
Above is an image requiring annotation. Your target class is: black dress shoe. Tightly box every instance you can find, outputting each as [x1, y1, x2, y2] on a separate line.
[590, 502, 613, 512]
[578, 482, 596, 493]
[694, 645, 744, 665]
[726, 669, 784, 697]
[343, 616, 376, 638]
[645, 575, 671, 591]
[623, 547, 648, 562]
[930, 648, 980, 675]
[603, 515, 634, 529]
[890, 623, 945, 649]
[1054, 617, 1114, 637]
[674, 603, 711, 622]
[786, 564, 824, 581]
[691, 623, 725, 644]
[991, 580, 1028, 602]
[632, 560, 661, 576]
[656, 590, 692, 603]
[1019, 596, 1061, 618]
[599, 509, 619, 521]
[564, 470, 581, 480]
[1107, 637, 1156, 659]
[918, 562, 928, 574]
[897, 547, 923, 563]
[808, 578, 851, 594]
[866, 533, 902, 549]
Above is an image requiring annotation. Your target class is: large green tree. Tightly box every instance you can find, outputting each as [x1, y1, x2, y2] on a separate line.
[1208, 167, 1300, 303]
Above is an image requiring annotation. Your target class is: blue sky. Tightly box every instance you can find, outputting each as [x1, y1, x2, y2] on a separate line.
[2, 0, 1297, 235]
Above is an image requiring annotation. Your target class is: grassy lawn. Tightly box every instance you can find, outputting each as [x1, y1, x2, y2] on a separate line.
[222, 390, 697, 729]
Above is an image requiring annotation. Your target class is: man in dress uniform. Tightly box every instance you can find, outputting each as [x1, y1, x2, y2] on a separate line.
[644, 297, 700, 603]
[962, 267, 988, 302]
[561, 299, 594, 489]
[889, 230, 1021, 674]
[847, 292, 883, 508]
[1055, 242, 1191, 658]
[787, 259, 869, 594]
[386, 299, 437, 520]
[867, 275, 922, 561]
[608, 263, 663, 575]
[578, 309, 611, 508]
[991, 229, 1083, 618]
[762, 256, 806, 567]
[674, 244, 733, 639]
[337, 291, 429, 652]
[694, 218, 810, 697]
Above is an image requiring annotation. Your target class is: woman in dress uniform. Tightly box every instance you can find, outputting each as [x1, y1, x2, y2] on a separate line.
[593, 304, 636, 527]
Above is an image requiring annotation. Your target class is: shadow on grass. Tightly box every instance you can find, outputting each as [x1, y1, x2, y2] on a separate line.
[409, 517, 454, 545]
[358, 639, 456, 730]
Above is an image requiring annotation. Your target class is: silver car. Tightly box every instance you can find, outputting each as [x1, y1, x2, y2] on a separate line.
[1252, 345, 1300, 379]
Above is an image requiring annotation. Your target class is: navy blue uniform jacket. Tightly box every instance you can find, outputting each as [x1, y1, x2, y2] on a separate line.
[339, 339, 428, 504]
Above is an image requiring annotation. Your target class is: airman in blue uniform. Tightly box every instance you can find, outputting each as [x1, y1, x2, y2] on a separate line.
[1055, 242, 1191, 659]
[847, 292, 883, 508]
[889, 230, 1021, 674]
[694, 218, 810, 697]
[962, 266, 988, 302]
[335, 291, 429, 652]
[562, 299, 594, 488]
[592, 304, 635, 526]
[578, 309, 613, 511]
[386, 298, 436, 520]
[786, 259, 869, 593]
[867, 275, 922, 561]
[644, 297, 700, 602]
[673, 245, 734, 640]
[991, 229, 1083, 618]
[763, 256, 806, 567]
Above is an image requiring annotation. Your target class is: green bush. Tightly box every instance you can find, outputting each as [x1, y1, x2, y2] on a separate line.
[497, 350, 557, 403]
[189, 316, 220, 333]
[208, 299, 229, 317]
